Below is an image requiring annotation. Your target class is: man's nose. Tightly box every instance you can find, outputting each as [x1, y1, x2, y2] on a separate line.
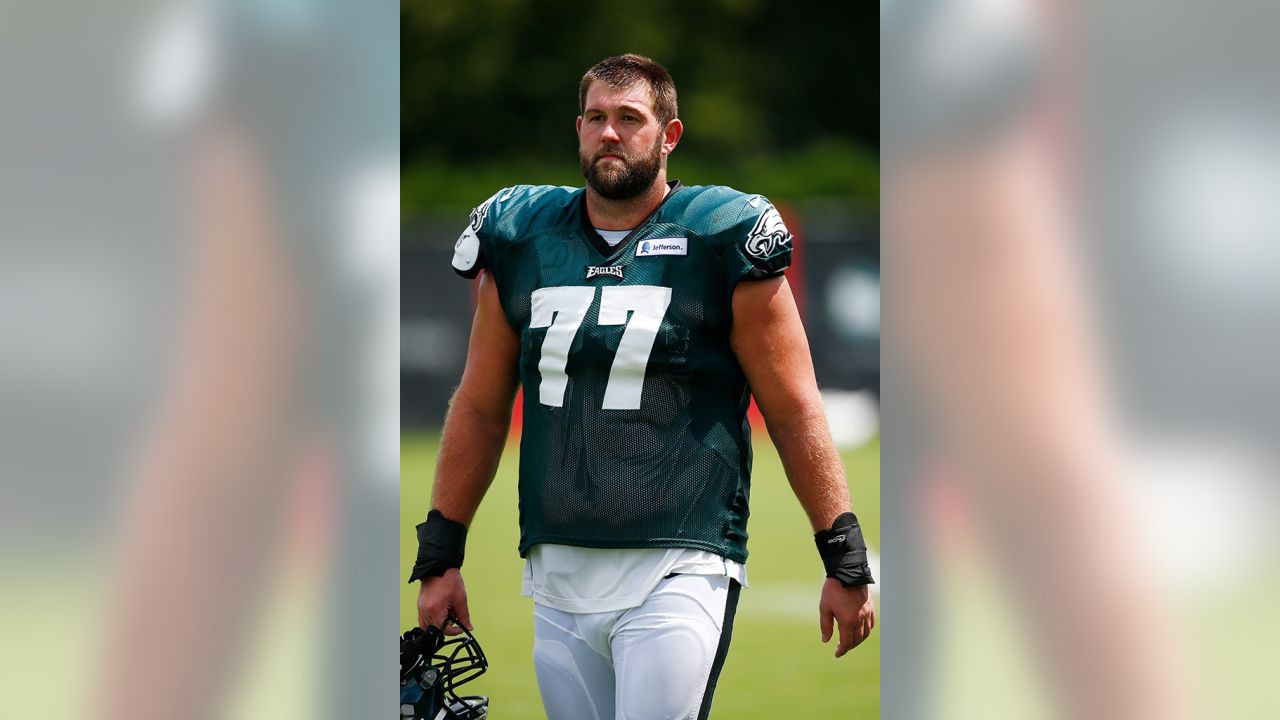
[600, 121, 622, 143]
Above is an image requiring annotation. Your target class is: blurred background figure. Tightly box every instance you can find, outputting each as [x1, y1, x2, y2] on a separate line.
[885, 0, 1278, 717]
[0, 0, 398, 717]
[400, 2, 880, 717]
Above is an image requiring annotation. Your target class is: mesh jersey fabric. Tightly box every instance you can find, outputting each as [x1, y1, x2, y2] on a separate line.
[451, 181, 793, 563]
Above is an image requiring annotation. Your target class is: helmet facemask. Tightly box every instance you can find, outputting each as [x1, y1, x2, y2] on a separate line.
[400, 617, 489, 719]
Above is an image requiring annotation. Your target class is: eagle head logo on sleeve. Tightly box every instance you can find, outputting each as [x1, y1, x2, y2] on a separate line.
[744, 202, 792, 259]
[452, 192, 500, 272]
[469, 192, 498, 233]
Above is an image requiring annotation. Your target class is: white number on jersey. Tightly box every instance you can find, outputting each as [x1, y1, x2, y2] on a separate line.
[529, 286, 596, 407]
[528, 285, 673, 410]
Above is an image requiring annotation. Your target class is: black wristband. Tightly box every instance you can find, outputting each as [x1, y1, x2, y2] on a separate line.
[407, 509, 468, 584]
[814, 512, 875, 587]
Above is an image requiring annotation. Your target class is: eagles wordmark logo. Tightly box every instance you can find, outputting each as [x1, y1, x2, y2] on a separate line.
[585, 265, 624, 280]
[744, 202, 792, 259]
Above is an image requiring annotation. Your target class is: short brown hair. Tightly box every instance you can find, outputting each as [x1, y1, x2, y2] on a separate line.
[578, 54, 679, 127]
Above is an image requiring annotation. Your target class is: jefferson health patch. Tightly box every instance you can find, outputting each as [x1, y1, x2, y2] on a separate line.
[635, 237, 687, 257]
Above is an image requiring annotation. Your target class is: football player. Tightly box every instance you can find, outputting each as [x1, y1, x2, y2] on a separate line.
[410, 54, 874, 719]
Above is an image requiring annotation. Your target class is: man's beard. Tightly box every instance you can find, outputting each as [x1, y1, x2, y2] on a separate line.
[581, 138, 663, 200]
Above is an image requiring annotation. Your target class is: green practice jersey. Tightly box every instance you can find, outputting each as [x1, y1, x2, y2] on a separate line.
[451, 181, 793, 563]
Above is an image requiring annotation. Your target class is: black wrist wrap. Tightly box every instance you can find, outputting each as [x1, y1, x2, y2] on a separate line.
[407, 509, 468, 584]
[815, 512, 875, 587]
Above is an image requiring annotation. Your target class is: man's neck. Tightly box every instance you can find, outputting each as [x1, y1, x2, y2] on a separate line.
[585, 175, 671, 231]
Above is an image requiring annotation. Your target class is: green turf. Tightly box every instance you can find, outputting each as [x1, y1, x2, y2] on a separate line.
[401, 431, 880, 718]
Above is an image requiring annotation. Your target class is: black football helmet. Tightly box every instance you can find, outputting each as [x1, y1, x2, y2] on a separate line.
[400, 617, 489, 719]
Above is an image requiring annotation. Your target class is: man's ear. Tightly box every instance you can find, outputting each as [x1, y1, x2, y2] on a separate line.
[575, 115, 583, 138]
[662, 118, 684, 155]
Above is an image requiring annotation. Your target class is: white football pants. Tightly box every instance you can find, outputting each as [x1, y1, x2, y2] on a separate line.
[532, 574, 741, 720]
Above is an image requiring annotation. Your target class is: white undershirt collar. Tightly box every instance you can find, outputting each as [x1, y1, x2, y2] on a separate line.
[594, 227, 633, 247]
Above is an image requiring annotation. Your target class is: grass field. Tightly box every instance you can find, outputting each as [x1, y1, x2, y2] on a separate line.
[400, 431, 880, 718]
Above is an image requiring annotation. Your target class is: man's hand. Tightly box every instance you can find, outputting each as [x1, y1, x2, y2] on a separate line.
[417, 568, 473, 636]
[819, 578, 875, 658]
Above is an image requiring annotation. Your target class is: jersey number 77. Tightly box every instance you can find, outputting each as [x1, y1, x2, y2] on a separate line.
[529, 285, 672, 411]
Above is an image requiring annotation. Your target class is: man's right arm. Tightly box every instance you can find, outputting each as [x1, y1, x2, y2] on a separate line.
[417, 269, 519, 632]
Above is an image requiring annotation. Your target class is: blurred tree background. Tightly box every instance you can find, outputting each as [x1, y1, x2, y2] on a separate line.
[401, 0, 877, 216]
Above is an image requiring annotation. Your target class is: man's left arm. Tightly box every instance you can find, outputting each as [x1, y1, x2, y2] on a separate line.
[730, 274, 875, 658]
